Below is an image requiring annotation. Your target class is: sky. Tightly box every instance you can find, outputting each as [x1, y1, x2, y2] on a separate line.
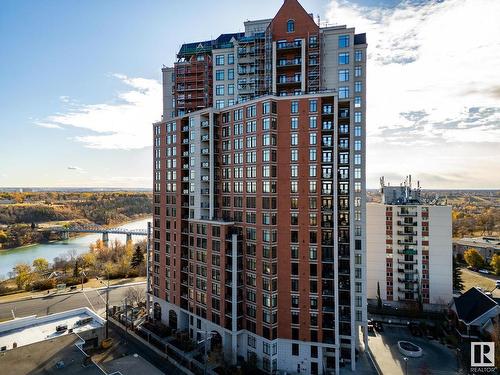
[0, 0, 499, 189]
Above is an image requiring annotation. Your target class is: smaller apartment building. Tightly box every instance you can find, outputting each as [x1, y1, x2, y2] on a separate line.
[367, 178, 452, 308]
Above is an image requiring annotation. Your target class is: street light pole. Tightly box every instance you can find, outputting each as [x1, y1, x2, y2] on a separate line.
[404, 357, 408, 375]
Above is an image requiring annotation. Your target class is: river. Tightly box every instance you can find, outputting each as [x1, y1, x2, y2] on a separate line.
[0, 217, 152, 279]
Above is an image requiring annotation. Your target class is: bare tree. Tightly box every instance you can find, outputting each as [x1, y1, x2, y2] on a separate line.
[125, 286, 146, 307]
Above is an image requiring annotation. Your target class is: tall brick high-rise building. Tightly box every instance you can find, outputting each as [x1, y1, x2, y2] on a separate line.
[152, 1, 367, 373]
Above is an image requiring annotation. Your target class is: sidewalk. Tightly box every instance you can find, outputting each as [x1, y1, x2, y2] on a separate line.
[0, 277, 146, 304]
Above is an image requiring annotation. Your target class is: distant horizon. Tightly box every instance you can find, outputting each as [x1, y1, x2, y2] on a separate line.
[1, 186, 499, 193]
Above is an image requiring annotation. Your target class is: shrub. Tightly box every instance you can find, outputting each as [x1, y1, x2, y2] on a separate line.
[31, 278, 56, 291]
[60, 276, 88, 286]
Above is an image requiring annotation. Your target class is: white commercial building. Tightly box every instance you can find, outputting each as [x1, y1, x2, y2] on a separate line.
[367, 177, 452, 309]
[0, 307, 105, 352]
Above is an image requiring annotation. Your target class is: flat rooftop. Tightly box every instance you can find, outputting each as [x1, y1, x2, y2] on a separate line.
[103, 354, 164, 375]
[0, 307, 104, 351]
[0, 334, 103, 375]
[454, 236, 500, 249]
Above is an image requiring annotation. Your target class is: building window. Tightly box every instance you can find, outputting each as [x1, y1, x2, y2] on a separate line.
[355, 66, 362, 77]
[216, 85, 225, 96]
[309, 100, 317, 112]
[355, 126, 362, 137]
[339, 87, 349, 99]
[309, 116, 317, 129]
[338, 52, 349, 65]
[215, 100, 225, 109]
[355, 112, 362, 123]
[228, 69, 234, 80]
[291, 101, 299, 113]
[215, 70, 224, 81]
[228, 53, 234, 65]
[355, 81, 362, 93]
[355, 50, 363, 62]
[339, 69, 349, 82]
[228, 84, 234, 95]
[292, 343, 299, 356]
[215, 55, 225, 66]
[355, 96, 361, 108]
[287, 20, 295, 33]
[339, 35, 350, 48]
[291, 117, 298, 129]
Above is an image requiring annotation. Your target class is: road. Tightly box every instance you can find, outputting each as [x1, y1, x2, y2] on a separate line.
[0, 283, 146, 321]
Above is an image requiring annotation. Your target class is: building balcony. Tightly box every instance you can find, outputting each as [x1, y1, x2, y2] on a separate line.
[276, 41, 302, 50]
[201, 175, 210, 182]
[397, 259, 418, 265]
[182, 151, 189, 157]
[397, 221, 417, 226]
[397, 249, 417, 255]
[200, 188, 210, 195]
[201, 120, 209, 128]
[397, 230, 417, 235]
[398, 278, 417, 283]
[277, 76, 301, 84]
[182, 138, 189, 144]
[398, 287, 417, 293]
[277, 59, 302, 67]
[201, 162, 210, 168]
[201, 148, 209, 155]
[397, 240, 418, 246]
[398, 212, 418, 217]
[201, 134, 209, 142]
[397, 268, 418, 274]
[182, 126, 189, 132]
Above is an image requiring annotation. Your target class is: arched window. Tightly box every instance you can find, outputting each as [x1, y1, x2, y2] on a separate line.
[287, 19, 295, 33]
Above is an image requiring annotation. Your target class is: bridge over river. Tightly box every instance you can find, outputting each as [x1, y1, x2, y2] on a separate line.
[42, 224, 148, 245]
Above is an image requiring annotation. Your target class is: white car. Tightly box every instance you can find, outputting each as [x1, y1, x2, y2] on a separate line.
[496, 280, 500, 288]
[479, 269, 490, 274]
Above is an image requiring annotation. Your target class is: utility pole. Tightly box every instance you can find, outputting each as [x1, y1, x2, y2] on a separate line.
[105, 272, 110, 339]
[125, 297, 128, 333]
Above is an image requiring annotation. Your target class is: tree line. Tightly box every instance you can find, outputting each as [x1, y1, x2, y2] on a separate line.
[0, 238, 147, 294]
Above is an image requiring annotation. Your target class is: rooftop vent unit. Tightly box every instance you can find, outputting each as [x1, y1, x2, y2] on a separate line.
[75, 317, 93, 327]
[56, 324, 68, 333]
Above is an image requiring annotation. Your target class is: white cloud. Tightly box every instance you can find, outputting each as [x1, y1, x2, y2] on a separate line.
[326, 0, 500, 188]
[34, 122, 63, 130]
[39, 74, 161, 150]
[67, 166, 86, 174]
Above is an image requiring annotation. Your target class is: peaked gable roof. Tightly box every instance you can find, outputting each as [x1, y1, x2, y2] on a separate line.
[453, 287, 499, 324]
[269, 0, 318, 40]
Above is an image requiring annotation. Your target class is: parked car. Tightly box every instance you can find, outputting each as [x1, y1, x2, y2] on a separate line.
[479, 269, 490, 274]
[495, 280, 500, 288]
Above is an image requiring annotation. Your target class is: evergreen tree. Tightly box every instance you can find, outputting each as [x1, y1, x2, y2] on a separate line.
[130, 246, 145, 268]
[376, 281, 382, 310]
[73, 259, 79, 278]
[453, 257, 464, 291]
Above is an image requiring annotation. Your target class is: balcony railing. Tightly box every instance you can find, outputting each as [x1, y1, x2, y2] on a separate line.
[398, 212, 418, 217]
[277, 41, 302, 49]
[277, 58, 302, 67]
[397, 230, 417, 235]
[397, 221, 417, 226]
[397, 259, 418, 265]
[277, 76, 301, 84]
[397, 240, 418, 246]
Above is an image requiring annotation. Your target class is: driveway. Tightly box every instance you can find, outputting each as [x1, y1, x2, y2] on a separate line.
[368, 325, 459, 375]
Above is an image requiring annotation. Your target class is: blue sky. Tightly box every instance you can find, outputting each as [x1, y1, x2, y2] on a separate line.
[0, 0, 499, 189]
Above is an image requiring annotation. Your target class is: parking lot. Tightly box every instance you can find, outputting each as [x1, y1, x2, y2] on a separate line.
[368, 324, 459, 375]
